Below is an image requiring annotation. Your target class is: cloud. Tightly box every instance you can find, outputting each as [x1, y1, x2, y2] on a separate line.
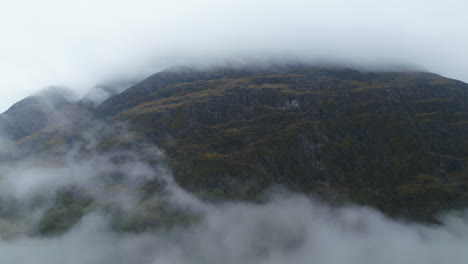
[1, 194, 468, 264]
[1, 2, 467, 260]
[0, 103, 467, 263]
[0, 0, 467, 111]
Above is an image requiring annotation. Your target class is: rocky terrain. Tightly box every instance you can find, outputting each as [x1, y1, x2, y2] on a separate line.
[1, 65, 468, 226]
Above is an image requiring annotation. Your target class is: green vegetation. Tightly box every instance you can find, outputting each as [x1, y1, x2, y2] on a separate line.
[38, 205, 85, 235]
[36, 187, 93, 235]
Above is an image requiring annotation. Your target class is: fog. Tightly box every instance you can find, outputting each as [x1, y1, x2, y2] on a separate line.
[1, 0, 468, 111]
[0, 116, 467, 264]
[1, 1, 467, 263]
[1, 164, 468, 264]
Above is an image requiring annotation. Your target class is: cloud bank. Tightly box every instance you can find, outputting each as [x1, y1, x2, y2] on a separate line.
[0, 0, 467, 111]
[1, 143, 468, 264]
[2, 174, 468, 264]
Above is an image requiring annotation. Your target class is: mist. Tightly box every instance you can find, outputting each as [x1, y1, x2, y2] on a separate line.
[1, 0, 468, 111]
[2, 164, 468, 264]
[1, 1, 467, 263]
[0, 114, 466, 263]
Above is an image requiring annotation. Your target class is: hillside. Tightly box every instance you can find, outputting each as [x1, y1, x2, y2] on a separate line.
[4, 66, 468, 222]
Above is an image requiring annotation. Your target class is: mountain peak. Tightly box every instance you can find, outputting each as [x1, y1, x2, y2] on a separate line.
[0, 86, 75, 140]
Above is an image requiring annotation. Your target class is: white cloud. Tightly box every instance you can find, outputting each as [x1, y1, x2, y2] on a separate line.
[0, 0, 467, 111]
[1, 195, 468, 264]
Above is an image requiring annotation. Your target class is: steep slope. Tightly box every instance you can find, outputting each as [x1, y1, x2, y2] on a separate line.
[102, 66, 468, 220]
[7, 66, 468, 221]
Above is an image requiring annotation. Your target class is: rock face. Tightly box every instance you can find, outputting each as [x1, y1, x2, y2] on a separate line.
[4, 66, 468, 221]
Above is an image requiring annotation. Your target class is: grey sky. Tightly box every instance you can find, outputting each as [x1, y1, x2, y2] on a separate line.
[0, 0, 467, 111]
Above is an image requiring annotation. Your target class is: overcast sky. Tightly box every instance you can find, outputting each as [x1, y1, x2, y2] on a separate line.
[0, 0, 467, 112]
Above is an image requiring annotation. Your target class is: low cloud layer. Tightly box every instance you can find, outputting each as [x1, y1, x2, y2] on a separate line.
[1, 0, 467, 111]
[1, 183, 468, 264]
[1, 143, 468, 264]
[0, 104, 467, 263]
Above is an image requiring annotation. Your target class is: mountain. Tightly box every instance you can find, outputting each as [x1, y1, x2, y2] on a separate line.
[3, 65, 468, 222]
[0, 87, 74, 140]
